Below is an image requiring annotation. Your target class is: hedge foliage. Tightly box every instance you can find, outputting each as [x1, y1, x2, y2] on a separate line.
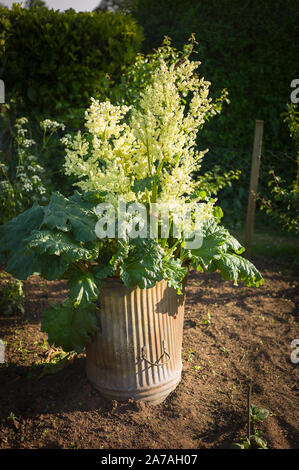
[0, 4, 143, 125]
[116, 0, 298, 228]
[128, 0, 299, 152]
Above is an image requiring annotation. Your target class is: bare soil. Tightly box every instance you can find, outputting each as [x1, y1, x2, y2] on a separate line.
[0, 256, 298, 449]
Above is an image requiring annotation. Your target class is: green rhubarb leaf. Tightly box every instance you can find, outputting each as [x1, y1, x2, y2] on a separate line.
[41, 298, 99, 353]
[162, 256, 188, 293]
[6, 249, 41, 280]
[188, 217, 263, 287]
[6, 248, 68, 281]
[120, 238, 164, 289]
[188, 218, 244, 269]
[84, 239, 100, 260]
[0, 197, 97, 282]
[210, 253, 264, 287]
[188, 218, 228, 270]
[0, 203, 51, 279]
[69, 190, 96, 207]
[0, 211, 69, 280]
[67, 271, 99, 306]
[221, 233, 245, 255]
[109, 239, 130, 271]
[42, 192, 98, 242]
[0, 203, 44, 259]
[93, 263, 115, 283]
[27, 230, 93, 262]
[38, 255, 69, 281]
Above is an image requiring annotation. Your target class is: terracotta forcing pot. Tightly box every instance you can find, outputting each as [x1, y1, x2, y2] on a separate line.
[85, 278, 186, 404]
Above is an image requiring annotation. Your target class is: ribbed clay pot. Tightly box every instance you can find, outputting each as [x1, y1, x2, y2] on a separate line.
[85, 278, 185, 404]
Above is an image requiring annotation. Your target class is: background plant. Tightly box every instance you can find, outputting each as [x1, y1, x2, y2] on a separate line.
[0, 273, 25, 316]
[0, 3, 143, 127]
[259, 104, 299, 235]
[116, 0, 298, 151]
[231, 404, 270, 449]
[0, 105, 68, 224]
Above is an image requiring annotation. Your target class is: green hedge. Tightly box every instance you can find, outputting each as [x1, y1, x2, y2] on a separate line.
[123, 0, 298, 228]
[128, 0, 299, 152]
[0, 4, 143, 125]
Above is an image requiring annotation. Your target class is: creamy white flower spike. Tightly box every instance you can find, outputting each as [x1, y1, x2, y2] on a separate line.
[63, 55, 215, 225]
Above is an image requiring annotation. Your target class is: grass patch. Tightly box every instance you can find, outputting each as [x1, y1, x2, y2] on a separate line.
[232, 228, 299, 265]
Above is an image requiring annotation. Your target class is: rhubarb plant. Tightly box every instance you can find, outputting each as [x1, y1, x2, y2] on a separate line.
[0, 40, 263, 353]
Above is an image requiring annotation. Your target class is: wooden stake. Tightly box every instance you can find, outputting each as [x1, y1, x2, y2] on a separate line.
[244, 120, 264, 258]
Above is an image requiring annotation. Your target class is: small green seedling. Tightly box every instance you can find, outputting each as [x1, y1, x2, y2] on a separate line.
[231, 404, 270, 449]
[203, 312, 211, 325]
[7, 412, 17, 421]
[188, 350, 195, 362]
[231, 379, 270, 450]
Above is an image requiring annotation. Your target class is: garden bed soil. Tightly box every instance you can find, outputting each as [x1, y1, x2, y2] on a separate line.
[0, 256, 298, 449]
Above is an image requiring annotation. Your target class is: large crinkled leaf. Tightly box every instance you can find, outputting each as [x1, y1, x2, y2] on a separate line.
[93, 263, 115, 283]
[84, 240, 100, 260]
[0, 203, 44, 258]
[0, 203, 58, 280]
[120, 238, 164, 289]
[6, 248, 42, 280]
[6, 247, 68, 281]
[210, 253, 264, 287]
[221, 233, 245, 255]
[0, 194, 98, 282]
[68, 191, 96, 207]
[41, 298, 99, 353]
[188, 217, 263, 287]
[188, 218, 229, 270]
[0, 202, 82, 280]
[38, 255, 69, 281]
[67, 271, 99, 306]
[162, 256, 188, 293]
[109, 239, 130, 271]
[189, 217, 244, 269]
[42, 192, 98, 242]
[26, 230, 93, 262]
